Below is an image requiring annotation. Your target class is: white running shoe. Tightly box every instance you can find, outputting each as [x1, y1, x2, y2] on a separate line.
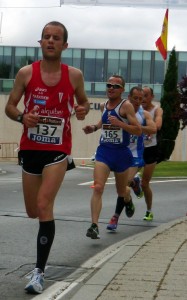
[25, 268, 44, 294]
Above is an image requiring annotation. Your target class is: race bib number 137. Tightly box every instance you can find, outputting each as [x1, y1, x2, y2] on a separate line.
[28, 116, 65, 145]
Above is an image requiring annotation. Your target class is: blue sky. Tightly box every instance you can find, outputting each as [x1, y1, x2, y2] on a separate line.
[0, 0, 187, 51]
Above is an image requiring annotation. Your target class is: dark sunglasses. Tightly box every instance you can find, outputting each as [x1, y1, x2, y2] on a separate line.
[106, 83, 123, 89]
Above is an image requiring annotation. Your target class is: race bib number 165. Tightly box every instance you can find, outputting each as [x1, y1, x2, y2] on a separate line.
[101, 124, 123, 144]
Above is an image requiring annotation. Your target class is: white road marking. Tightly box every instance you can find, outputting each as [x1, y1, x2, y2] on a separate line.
[78, 178, 187, 186]
[0, 177, 22, 183]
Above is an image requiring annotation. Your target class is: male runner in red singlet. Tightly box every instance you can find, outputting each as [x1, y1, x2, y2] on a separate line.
[5, 21, 89, 294]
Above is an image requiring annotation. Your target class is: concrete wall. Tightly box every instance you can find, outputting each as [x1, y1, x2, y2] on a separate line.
[0, 95, 186, 163]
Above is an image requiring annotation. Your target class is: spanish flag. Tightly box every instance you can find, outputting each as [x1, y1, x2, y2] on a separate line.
[155, 9, 168, 60]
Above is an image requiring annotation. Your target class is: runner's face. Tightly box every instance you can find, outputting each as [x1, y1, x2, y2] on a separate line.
[129, 89, 143, 112]
[106, 77, 124, 100]
[40, 25, 68, 60]
[142, 88, 153, 109]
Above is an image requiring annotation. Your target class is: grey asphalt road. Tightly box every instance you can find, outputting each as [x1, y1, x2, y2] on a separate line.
[0, 162, 186, 300]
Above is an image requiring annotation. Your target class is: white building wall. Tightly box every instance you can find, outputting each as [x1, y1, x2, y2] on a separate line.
[0, 95, 186, 163]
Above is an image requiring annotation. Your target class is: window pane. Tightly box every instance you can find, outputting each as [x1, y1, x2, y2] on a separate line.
[63, 48, 73, 65]
[38, 48, 43, 60]
[119, 50, 128, 80]
[84, 81, 92, 95]
[27, 47, 35, 64]
[85, 49, 95, 59]
[2, 79, 14, 92]
[0, 46, 3, 56]
[153, 52, 165, 84]
[95, 50, 104, 81]
[107, 50, 119, 78]
[130, 51, 142, 83]
[84, 50, 96, 81]
[14, 47, 27, 74]
[95, 82, 106, 95]
[73, 49, 81, 68]
[1, 47, 12, 78]
[153, 84, 162, 101]
[142, 51, 151, 84]
[4, 46, 12, 56]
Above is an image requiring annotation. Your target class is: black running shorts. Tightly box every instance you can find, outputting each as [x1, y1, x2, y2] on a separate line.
[143, 145, 158, 165]
[18, 150, 68, 175]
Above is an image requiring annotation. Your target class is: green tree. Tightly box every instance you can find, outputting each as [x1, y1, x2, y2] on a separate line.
[157, 47, 180, 162]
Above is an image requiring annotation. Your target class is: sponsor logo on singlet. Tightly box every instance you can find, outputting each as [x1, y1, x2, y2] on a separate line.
[59, 92, 64, 103]
[33, 99, 46, 105]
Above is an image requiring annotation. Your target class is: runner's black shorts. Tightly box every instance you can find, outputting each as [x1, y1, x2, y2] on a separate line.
[143, 145, 158, 165]
[18, 150, 75, 175]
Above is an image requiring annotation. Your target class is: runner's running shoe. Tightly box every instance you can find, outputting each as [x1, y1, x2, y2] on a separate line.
[86, 223, 100, 239]
[130, 176, 144, 199]
[106, 216, 119, 231]
[143, 211, 153, 221]
[25, 268, 44, 294]
[125, 197, 135, 218]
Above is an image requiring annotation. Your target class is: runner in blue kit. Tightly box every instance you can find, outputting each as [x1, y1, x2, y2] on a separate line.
[83, 76, 142, 239]
[107, 86, 156, 231]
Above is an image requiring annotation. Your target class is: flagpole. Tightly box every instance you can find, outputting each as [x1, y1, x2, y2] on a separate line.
[164, 59, 167, 77]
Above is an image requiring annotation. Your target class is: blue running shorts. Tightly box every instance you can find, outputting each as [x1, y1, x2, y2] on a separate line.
[95, 145, 133, 173]
[131, 157, 145, 168]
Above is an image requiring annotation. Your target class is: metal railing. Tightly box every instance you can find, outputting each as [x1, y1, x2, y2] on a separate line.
[0, 142, 18, 159]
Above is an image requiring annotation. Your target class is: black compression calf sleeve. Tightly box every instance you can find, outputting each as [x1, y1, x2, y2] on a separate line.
[115, 196, 125, 216]
[36, 220, 55, 272]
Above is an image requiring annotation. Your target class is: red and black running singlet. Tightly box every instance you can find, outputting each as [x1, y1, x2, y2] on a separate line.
[20, 61, 75, 154]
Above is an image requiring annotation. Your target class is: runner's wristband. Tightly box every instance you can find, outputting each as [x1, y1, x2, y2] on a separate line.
[93, 125, 98, 132]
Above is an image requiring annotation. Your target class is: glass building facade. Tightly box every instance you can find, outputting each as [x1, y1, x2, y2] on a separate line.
[0, 45, 187, 99]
